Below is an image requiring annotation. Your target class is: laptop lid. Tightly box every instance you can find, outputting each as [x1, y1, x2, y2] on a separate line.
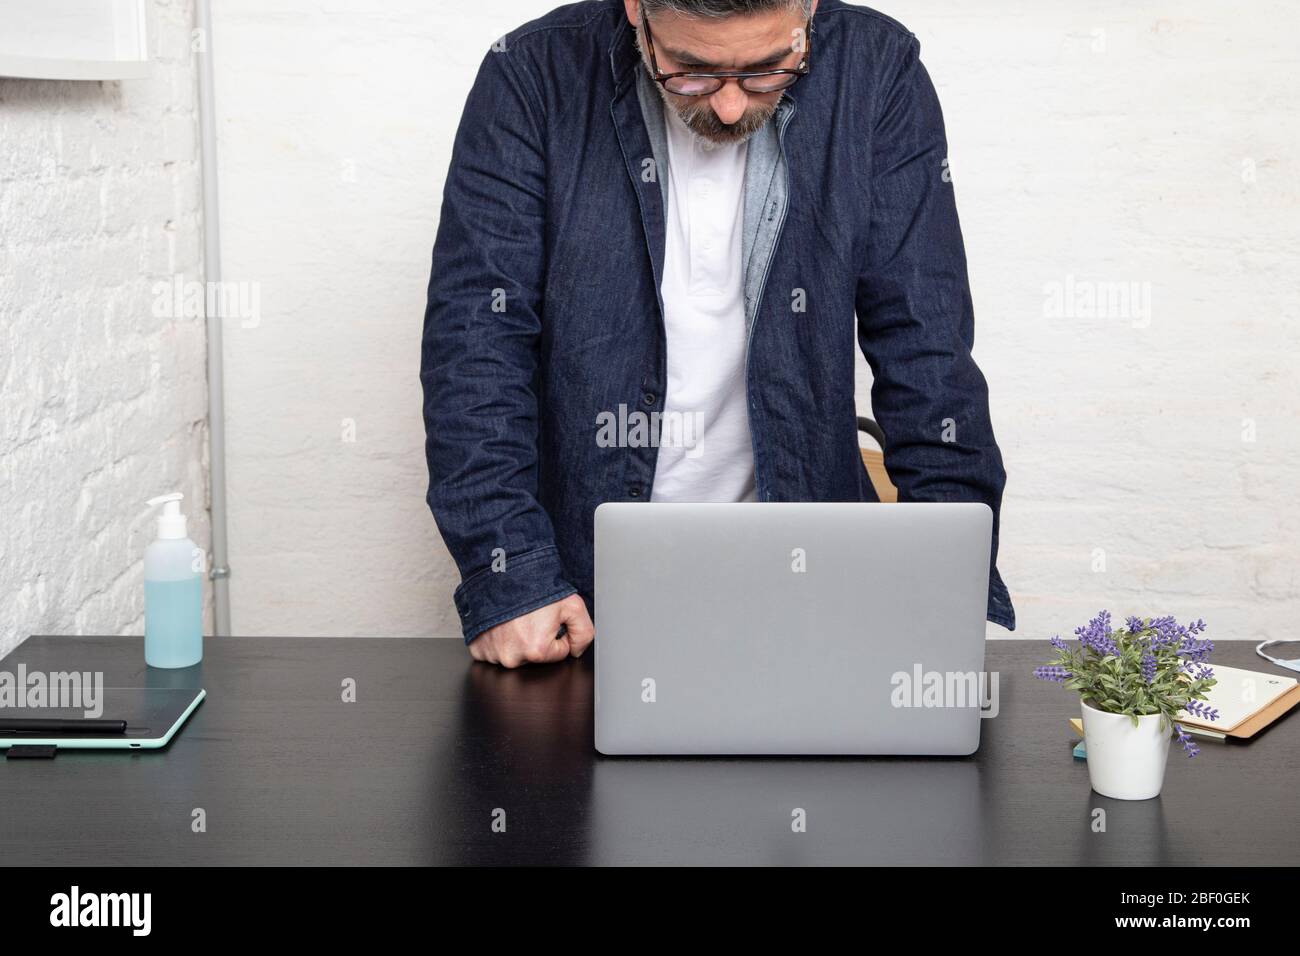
[594, 502, 992, 756]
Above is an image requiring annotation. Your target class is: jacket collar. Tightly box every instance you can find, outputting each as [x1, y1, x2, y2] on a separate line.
[607, 8, 798, 336]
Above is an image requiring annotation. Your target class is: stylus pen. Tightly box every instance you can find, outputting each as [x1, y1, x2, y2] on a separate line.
[0, 718, 128, 734]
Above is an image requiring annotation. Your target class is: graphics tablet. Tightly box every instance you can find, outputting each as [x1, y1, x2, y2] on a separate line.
[0, 686, 206, 751]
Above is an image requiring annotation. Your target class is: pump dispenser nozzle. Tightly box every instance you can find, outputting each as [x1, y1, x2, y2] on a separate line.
[146, 492, 188, 540]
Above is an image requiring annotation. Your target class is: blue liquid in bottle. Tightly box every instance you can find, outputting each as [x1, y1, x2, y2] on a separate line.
[144, 577, 203, 668]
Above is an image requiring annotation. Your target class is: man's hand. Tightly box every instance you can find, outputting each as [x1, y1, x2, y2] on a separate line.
[467, 594, 594, 668]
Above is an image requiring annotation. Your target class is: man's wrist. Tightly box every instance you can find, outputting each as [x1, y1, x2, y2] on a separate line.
[453, 545, 577, 644]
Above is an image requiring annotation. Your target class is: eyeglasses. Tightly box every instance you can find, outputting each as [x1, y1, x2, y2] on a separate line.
[639, 6, 812, 97]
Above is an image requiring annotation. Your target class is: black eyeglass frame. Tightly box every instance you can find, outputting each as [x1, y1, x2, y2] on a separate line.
[638, 6, 813, 97]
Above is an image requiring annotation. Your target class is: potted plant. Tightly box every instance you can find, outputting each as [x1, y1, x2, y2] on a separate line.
[1035, 611, 1219, 800]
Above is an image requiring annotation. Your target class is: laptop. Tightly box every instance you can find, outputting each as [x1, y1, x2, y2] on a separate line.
[594, 502, 993, 756]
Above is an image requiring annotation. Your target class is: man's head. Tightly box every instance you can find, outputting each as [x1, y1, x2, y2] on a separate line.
[625, 0, 816, 146]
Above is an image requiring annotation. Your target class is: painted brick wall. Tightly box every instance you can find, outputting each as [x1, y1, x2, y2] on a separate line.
[0, 0, 210, 656]
[206, 0, 1296, 645]
[903, 1, 1300, 643]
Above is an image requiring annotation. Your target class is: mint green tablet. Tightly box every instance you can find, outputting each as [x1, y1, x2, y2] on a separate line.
[0, 686, 205, 751]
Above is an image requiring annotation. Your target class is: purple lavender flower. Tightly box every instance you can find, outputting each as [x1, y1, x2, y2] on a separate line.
[1033, 665, 1071, 683]
[1125, 615, 1147, 635]
[1184, 700, 1220, 722]
[1074, 610, 1120, 657]
[1140, 652, 1157, 684]
[1178, 636, 1214, 664]
[1049, 635, 1068, 652]
[1174, 723, 1200, 758]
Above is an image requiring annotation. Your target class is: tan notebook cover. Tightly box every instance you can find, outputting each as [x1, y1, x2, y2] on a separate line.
[1198, 682, 1300, 739]
[1178, 664, 1300, 738]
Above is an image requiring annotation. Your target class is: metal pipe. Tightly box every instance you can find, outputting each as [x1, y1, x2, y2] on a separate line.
[195, 0, 231, 636]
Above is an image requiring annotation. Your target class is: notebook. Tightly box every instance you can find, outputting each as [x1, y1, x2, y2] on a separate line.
[1177, 664, 1299, 738]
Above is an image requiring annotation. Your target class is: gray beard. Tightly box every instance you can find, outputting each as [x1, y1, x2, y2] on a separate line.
[672, 93, 777, 146]
[636, 40, 777, 147]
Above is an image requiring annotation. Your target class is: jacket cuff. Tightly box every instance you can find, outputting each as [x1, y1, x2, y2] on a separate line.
[453, 545, 577, 644]
[986, 566, 1016, 631]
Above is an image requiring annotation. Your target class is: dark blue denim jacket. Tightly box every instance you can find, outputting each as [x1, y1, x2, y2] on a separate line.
[422, 0, 1016, 642]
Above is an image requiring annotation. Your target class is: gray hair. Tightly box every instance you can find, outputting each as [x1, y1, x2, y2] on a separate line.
[640, 0, 812, 18]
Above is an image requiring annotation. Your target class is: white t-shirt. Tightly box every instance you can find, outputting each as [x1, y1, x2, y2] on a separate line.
[650, 105, 757, 503]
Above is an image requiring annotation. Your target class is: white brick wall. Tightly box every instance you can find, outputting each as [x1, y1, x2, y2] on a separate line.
[0, 0, 210, 656]
[15, 0, 1289, 648]
[900, 1, 1300, 643]
[216, 0, 1300, 644]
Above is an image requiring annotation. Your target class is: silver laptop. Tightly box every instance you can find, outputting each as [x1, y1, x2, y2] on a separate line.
[594, 502, 993, 756]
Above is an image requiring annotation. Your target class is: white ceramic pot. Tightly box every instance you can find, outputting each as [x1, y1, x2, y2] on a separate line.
[1080, 700, 1171, 800]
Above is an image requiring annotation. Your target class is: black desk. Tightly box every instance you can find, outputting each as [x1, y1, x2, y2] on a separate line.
[1, 636, 1295, 865]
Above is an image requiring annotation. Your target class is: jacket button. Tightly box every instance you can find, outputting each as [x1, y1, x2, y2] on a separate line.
[641, 392, 655, 407]
[628, 485, 642, 498]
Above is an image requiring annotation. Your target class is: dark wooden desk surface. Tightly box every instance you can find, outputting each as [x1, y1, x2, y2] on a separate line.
[1, 636, 1295, 866]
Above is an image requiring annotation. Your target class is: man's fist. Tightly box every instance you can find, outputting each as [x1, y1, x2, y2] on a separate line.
[467, 594, 594, 668]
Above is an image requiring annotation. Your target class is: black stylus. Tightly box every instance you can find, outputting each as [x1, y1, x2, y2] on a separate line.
[0, 718, 128, 734]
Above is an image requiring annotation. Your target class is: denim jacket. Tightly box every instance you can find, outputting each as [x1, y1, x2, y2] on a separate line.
[421, 0, 1016, 642]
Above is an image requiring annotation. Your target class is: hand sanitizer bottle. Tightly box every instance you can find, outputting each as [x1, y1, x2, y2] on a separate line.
[144, 493, 203, 668]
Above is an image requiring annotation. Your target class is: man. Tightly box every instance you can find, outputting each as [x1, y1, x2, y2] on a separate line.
[421, 0, 1015, 668]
